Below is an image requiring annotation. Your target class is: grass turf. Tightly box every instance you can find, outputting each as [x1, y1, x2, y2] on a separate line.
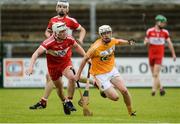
[0, 88, 180, 123]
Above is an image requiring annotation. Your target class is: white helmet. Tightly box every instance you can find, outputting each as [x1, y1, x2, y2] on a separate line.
[99, 25, 112, 35]
[57, 0, 69, 8]
[52, 22, 67, 34]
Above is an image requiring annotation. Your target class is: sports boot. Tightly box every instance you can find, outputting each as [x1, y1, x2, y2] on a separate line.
[29, 98, 47, 109]
[66, 101, 76, 111]
[63, 102, 71, 115]
[160, 88, 166, 96]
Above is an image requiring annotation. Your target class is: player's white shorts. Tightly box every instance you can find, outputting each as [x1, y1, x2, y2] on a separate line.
[94, 67, 122, 91]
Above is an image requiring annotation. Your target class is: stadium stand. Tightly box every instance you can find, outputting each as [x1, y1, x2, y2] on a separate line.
[0, 0, 180, 57]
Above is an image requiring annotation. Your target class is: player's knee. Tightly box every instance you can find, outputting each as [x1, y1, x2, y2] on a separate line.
[111, 95, 119, 101]
[153, 74, 158, 78]
[121, 89, 128, 96]
[46, 74, 51, 83]
[68, 76, 76, 82]
[114, 96, 119, 101]
[108, 92, 119, 101]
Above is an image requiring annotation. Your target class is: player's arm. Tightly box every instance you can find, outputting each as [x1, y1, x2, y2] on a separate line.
[45, 28, 53, 38]
[144, 37, 150, 46]
[73, 41, 86, 56]
[26, 46, 45, 75]
[75, 55, 90, 81]
[45, 19, 53, 38]
[166, 37, 176, 61]
[117, 39, 135, 45]
[76, 25, 86, 45]
[144, 30, 150, 46]
[75, 46, 94, 81]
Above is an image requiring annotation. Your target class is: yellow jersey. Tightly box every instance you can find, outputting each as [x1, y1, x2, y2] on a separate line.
[86, 38, 120, 75]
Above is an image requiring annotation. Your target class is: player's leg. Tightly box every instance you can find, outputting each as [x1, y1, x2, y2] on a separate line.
[111, 76, 135, 116]
[149, 57, 159, 96]
[43, 74, 54, 99]
[29, 73, 54, 109]
[79, 77, 106, 98]
[67, 79, 75, 100]
[155, 57, 165, 96]
[62, 66, 77, 111]
[53, 77, 66, 102]
[52, 77, 71, 115]
[49, 66, 74, 115]
[103, 86, 119, 101]
[153, 64, 165, 96]
[95, 69, 135, 116]
[94, 72, 119, 100]
[93, 78, 118, 100]
[153, 64, 161, 89]
[150, 65, 157, 96]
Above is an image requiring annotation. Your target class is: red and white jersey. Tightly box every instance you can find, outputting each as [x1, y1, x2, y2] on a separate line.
[41, 35, 75, 68]
[146, 27, 169, 45]
[146, 27, 169, 58]
[47, 15, 81, 35]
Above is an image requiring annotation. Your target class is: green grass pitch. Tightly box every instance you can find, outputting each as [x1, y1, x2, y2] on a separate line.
[0, 88, 180, 123]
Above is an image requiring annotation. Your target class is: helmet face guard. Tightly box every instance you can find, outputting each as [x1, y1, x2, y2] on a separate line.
[52, 22, 67, 33]
[99, 25, 112, 43]
[52, 22, 67, 39]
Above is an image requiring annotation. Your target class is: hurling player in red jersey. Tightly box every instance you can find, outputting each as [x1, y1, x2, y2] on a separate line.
[45, 0, 86, 44]
[144, 14, 176, 96]
[26, 22, 86, 115]
[29, 0, 86, 110]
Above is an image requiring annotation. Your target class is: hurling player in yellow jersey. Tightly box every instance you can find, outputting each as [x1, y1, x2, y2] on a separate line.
[75, 25, 136, 116]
